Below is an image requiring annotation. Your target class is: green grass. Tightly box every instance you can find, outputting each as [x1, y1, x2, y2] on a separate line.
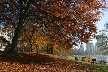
[66, 56, 82, 61]
[89, 65, 108, 72]
[66, 56, 108, 72]
[66, 56, 75, 60]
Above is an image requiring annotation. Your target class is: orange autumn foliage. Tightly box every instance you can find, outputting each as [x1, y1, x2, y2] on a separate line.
[0, 0, 107, 52]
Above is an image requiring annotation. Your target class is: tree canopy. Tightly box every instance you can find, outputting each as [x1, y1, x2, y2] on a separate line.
[0, 0, 107, 54]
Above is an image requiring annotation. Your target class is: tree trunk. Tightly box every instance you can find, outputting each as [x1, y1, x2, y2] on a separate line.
[10, 1, 31, 54]
[50, 47, 53, 54]
[10, 19, 23, 54]
[30, 43, 33, 52]
[36, 44, 39, 53]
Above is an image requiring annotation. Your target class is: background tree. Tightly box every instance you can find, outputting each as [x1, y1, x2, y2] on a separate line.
[18, 24, 49, 53]
[0, 0, 107, 54]
[97, 32, 108, 54]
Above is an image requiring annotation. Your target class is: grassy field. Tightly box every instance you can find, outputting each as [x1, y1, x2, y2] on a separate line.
[66, 56, 108, 72]
[89, 65, 108, 72]
[66, 56, 82, 61]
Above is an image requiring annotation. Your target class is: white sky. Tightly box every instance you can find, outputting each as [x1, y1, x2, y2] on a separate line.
[91, 9, 108, 44]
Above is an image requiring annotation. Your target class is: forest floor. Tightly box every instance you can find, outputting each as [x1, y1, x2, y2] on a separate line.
[0, 52, 105, 72]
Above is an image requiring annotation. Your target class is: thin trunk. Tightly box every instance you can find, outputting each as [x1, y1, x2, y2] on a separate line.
[29, 27, 35, 52]
[36, 44, 39, 53]
[46, 46, 49, 54]
[30, 43, 32, 52]
[23, 27, 35, 52]
[46, 44, 53, 54]
[50, 47, 53, 54]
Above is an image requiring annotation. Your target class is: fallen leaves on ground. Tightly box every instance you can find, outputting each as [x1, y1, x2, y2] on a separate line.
[0, 52, 98, 72]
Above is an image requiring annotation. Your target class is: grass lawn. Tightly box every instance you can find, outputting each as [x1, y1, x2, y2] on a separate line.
[89, 65, 108, 72]
[66, 56, 82, 61]
[66, 56, 108, 72]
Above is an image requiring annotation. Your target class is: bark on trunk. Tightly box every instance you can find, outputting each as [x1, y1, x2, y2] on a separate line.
[36, 44, 39, 53]
[10, 1, 31, 54]
[30, 43, 33, 52]
[10, 18, 23, 54]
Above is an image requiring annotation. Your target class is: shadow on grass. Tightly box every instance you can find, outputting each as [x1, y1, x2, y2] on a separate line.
[0, 52, 57, 65]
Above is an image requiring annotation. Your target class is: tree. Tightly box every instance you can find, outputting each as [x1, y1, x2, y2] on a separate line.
[96, 25, 108, 54]
[0, 0, 107, 54]
[18, 24, 49, 53]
